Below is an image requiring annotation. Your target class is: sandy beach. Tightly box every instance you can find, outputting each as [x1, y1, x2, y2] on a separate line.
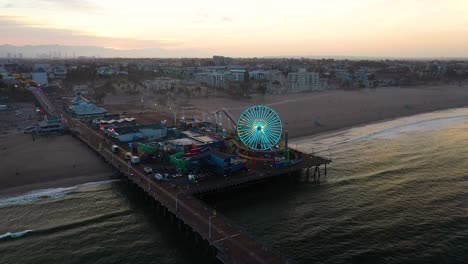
[0, 133, 115, 198]
[2, 84, 468, 199]
[190, 85, 468, 138]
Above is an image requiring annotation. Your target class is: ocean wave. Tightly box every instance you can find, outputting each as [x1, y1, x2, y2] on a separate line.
[0, 230, 34, 241]
[0, 210, 130, 242]
[303, 113, 468, 153]
[0, 179, 120, 208]
[345, 114, 468, 143]
[35, 210, 131, 235]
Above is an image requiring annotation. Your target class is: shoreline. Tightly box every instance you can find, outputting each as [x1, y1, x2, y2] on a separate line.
[3, 85, 468, 199]
[288, 105, 468, 141]
[189, 85, 468, 139]
[0, 134, 115, 199]
[2, 105, 464, 199]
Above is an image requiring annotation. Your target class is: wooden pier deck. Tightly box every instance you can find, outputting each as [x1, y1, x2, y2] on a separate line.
[186, 153, 331, 195]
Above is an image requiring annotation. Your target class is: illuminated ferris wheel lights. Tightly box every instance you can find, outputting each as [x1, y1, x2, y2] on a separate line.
[237, 105, 283, 151]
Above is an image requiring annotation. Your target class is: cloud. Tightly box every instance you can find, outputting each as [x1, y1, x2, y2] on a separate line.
[1, 0, 97, 11]
[220, 16, 234, 22]
[0, 16, 184, 50]
[193, 14, 235, 23]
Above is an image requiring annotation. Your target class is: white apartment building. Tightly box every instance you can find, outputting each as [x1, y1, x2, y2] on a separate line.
[288, 68, 323, 92]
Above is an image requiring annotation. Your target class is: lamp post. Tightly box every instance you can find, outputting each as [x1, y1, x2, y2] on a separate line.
[209, 215, 216, 239]
[176, 191, 183, 213]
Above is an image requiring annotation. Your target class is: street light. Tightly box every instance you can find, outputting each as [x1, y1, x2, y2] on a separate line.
[209, 215, 216, 239]
[175, 191, 183, 213]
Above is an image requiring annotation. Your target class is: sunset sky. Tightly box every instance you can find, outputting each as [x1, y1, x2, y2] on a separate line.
[1, 0, 468, 57]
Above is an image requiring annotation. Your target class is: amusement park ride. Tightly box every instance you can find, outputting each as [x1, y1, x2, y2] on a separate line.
[219, 105, 298, 163]
[138, 105, 302, 175]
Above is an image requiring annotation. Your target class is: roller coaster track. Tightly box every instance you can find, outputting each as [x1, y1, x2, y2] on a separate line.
[215, 108, 237, 129]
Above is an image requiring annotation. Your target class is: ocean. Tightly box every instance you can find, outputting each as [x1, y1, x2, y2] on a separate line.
[2, 108, 468, 263]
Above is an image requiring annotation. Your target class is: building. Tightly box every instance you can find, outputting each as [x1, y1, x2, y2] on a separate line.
[249, 70, 270, 81]
[143, 77, 180, 90]
[194, 72, 226, 87]
[33, 63, 50, 72]
[35, 116, 67, 134]
[213, 56, 234, 66]
[73, 84, 90, 95]
[250, 70, 284, 83]
[96, 67, 116, 76]
[93, 116, 136, 130]
[67, 99, 108, 118]
[334, 69, 352, 81]
[288, 68, 323, 92]
[0, 67, 7, 78]
[109, 124, 168, 142]
[228, 69, 248, 82]
[53, 66, 67, 79]
[31, 72, 48, 86]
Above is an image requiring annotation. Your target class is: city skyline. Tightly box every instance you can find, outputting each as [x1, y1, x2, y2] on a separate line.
[1, 0, 468, 58]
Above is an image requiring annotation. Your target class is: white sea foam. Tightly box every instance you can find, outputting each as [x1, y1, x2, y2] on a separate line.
[0, 229, 34, 240]
[0, 179, 120, 208]
[291, 109, 468, 154]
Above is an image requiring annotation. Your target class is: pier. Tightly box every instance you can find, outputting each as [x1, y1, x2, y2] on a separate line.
[70, 118, 287, 263]
[31, 89, 331, 263]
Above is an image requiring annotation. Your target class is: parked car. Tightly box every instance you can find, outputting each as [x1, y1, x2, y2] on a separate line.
[131, 156, 141, 164]
[154, 173, 163, 181]
[188, 174, 196, 181]
[111, 145, 119, 153]
[143, 167, 153, 174]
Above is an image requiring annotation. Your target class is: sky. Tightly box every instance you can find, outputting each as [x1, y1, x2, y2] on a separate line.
[1, 0, 468, 57]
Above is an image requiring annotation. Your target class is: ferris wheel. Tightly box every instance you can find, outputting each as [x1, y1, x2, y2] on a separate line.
[237, 105, 283, 151]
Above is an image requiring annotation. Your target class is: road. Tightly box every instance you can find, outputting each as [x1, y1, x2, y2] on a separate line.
[27, 87, 57, 115]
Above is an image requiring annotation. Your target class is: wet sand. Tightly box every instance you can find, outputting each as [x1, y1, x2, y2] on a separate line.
[0, 134, 115, 198]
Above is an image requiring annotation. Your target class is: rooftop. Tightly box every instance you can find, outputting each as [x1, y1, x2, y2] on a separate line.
[113, 124, 166, 135]
[166, 137, 201, 146]
[69, 102, 108, 116]
[94, 117, 135, 125]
